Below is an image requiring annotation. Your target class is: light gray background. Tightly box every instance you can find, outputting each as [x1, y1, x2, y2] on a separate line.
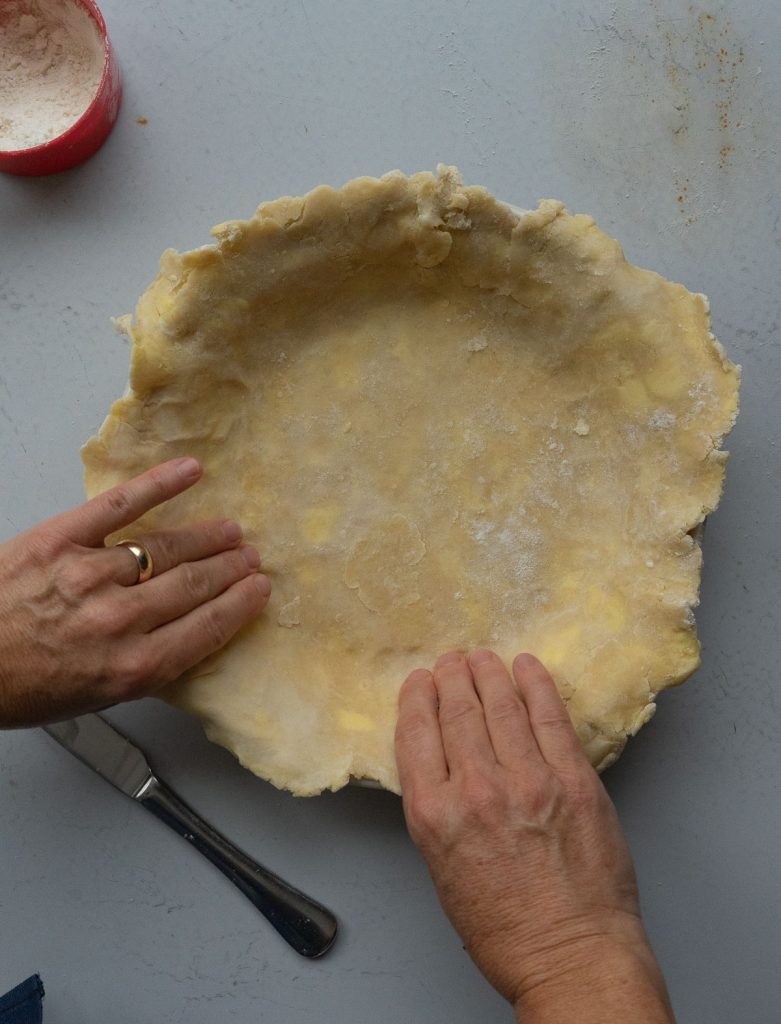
[1, 0, 779, 1021]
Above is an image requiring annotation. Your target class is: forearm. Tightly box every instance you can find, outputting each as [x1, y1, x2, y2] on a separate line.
[513, 943, 675, 1024]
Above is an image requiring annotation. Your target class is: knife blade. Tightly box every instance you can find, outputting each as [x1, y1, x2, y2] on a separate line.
[43, 714, 337, 958]
[44, 714, 153, 797]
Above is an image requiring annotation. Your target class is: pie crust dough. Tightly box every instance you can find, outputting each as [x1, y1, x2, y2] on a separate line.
[82, 167, 740, 795]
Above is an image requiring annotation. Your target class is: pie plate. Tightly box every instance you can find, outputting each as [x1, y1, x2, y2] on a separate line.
[82, 168, 739, 795]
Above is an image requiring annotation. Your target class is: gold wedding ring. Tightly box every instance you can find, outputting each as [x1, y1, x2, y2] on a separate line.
[115, 540, 154, 584]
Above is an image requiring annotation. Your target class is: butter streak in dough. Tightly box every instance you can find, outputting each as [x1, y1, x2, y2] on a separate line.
[82, 167, 740, 795]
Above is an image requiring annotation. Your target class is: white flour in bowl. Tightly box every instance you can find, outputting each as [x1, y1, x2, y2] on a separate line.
[0, 0, 104, 151]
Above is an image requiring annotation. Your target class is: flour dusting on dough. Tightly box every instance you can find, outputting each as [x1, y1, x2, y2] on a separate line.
[650, 409, 677, 430]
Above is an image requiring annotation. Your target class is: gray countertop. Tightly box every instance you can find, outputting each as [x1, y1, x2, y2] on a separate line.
[1, 0, 780, 1020]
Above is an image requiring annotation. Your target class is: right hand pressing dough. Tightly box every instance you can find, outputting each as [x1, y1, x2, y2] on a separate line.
[395, 649, 676, 1024]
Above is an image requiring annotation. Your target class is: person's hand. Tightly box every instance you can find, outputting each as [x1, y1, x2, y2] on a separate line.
[395, 649, 675, 1023]
[0, 457, 271, 728]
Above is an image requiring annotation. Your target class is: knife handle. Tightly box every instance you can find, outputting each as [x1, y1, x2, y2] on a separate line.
[136, 775, 337, 958]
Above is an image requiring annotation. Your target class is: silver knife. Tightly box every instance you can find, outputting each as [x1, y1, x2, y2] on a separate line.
[43, 714, 337, 958]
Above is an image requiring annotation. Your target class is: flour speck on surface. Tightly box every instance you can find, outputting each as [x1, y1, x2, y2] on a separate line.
[0, 0, 104, 151]
[574, 418, 590, 436]
[649, 408, 677, 430]
[465, 333, 488, 352]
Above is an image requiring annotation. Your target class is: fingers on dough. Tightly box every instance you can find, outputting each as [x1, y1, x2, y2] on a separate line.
[467, 649, 541, 769]
[126, 547, 265, 631]
[108, 518, 246, 585]
[396, 668, 448, 791]
[149, 573, 271, 682]
[432, 651, 495, 770]
[512, 653, 588, 772]
[67, 458, 203, 546]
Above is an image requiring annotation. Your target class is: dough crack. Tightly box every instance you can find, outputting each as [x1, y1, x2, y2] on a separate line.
[344, 514, 426, 614]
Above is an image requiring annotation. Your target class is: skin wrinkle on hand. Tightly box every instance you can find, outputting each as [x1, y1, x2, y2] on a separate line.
[81, 167, 739, 795]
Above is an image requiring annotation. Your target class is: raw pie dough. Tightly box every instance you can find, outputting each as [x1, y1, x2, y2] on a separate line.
[83, 167, 740, 795]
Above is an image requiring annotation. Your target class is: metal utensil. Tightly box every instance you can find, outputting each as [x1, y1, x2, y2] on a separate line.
[43, 714, 338, 958]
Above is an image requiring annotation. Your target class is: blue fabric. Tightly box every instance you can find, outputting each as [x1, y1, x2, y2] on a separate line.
[0, 976, 44, 1024]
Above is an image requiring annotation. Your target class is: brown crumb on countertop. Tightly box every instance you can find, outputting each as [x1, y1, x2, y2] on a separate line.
[136, 117, 148, 125]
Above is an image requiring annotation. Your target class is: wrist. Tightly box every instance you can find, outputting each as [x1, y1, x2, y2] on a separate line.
[512, 933, 674, 1024]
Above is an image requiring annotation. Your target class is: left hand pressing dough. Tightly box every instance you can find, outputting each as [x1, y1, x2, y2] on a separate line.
[83, 167, 739, 795]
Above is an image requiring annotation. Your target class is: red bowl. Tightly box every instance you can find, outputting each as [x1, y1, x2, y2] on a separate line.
[0, 0, 122, 176]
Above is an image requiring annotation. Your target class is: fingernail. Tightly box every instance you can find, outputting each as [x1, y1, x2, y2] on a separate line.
[435, 651, 464, 668]
[469, 649, 494, 667]
[223, 520, 242, 543]
[176, 457, 201, 480]
[407, 668, 433, 684]
[254, 574, 271, 597]
[241, 546, 261, 569]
